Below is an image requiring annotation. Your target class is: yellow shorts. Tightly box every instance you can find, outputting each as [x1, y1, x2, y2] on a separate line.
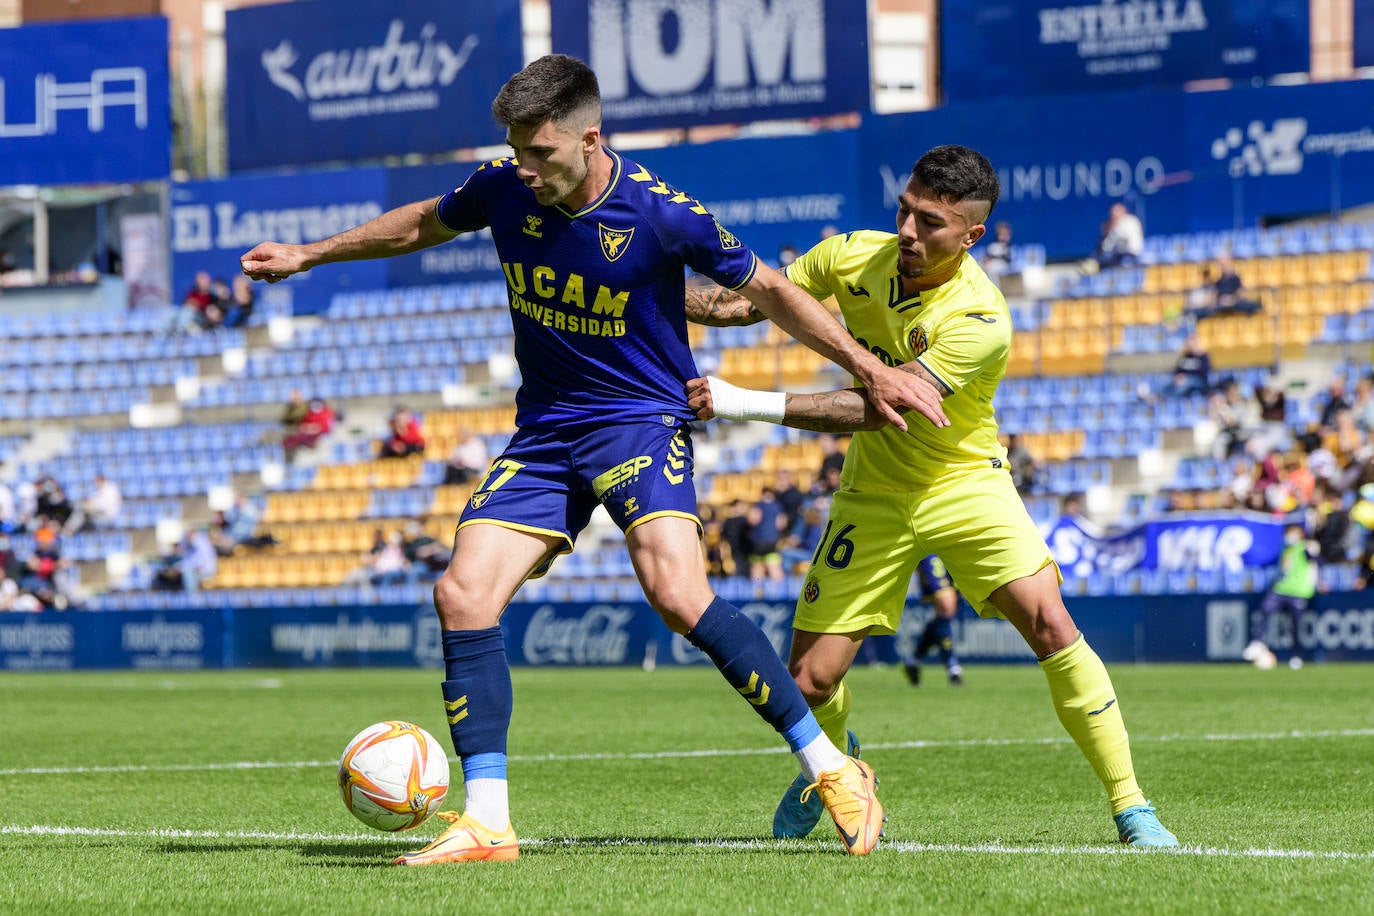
[792, 465, 1059, 635]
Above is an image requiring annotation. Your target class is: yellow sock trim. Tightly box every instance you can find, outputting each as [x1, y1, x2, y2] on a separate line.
[810, 680, 851, 752]
[1039, 634, 1147, 815]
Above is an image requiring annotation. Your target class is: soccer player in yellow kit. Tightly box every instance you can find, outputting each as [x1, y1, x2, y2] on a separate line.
[685, 144, 1178, 847]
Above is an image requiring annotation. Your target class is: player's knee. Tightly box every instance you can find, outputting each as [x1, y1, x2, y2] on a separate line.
[789, 663, 838, 706]
[433, 572, 495, 630]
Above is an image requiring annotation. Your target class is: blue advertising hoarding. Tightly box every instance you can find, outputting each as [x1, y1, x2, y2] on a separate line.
[941, 0, 1310, 102]
[7, 592, 1374, 670]
[1359, 0, 1374, 68]
[1048, 512, 1286, 577]
[0, 17, 171, 186]
[860, 79, 1374, 260]
[224, 0, 522, 172]
[550, 0, 869, 133]
[383, 161, 505, 289]
[170, 167, 390, 315]
[630, 129, 860, 262]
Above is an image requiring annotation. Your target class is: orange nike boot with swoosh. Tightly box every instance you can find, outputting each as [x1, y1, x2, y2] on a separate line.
[393, 811, 519, 865]
[801, 756, 885, 855]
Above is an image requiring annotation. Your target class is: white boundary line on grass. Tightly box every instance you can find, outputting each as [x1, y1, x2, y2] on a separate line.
[4, 825, 1372, 861]
[2, 727, 1372, 777]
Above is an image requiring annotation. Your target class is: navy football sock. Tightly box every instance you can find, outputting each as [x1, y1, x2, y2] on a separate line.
[685, 596, 817, 750]
[440, 627, 511, 780]
[933, 615, 956, 667]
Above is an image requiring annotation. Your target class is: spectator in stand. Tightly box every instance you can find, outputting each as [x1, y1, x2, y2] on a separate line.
[198, 277, 232, 332]
[1350, 483, 1374, 551]
[66, 472, 122, 533]
[980, 220, 1014, 285]
[1350, 374, 1374, 434]
[745, 488, 786, 584]
[222, 275, 256, 328]
[223, 492, 277, 550]
[700, 507, 733, 578]
[0, 477, 16, 532]
[776, 244, 800, 269]
[368, 529, 412, 586]
[1252, 376, 1292, 457]
[442, 433, 490, 486]
[379, 406, 425, 458]
[772, 468, 807, 536]
[1208, 379, 1254, 460]
[33, 476, 74, 532]
[208, 510, 237, 558]
[181, 529, 219, 591]
[280, 389, 309, 432]
[283, 395, 336, 464]
[718, 498, 753, 579]
[21, 521, 70, 610]
[165, 270, 216, 334]
[779, 497, 829, 575]
[0, 533, 25, 611]
[151, 540, 189, 592]
[1005, 433, 1041, 494]
[1150, 334, 1211, 401]
[816, 433, 847, 480]
[403, 520, 452, 581]
[1318, 374, 1352, 433]
[1207, 253, 1262, 317]
[1092, 201, 1144, 270]
[813, 463, 843, 498]
[1311, 479, 1353, 565]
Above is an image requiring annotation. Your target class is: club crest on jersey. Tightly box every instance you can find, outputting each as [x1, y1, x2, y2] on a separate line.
[803, 577, 820, 603]
[713, 218, 741, 251]
[598, 224, 634, 262]
[522, 215, 543, 238]
[908, 326, 930, 358]
[469, 492, 492, 510]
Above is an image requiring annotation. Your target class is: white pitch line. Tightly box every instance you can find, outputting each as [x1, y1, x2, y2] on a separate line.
[3, 825, 1371, 861]
[2, 728, 1372, 778]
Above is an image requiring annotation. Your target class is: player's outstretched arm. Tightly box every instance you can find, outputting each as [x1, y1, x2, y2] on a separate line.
[683, 279, 766, 326]
[687, 366, 950, 434]
[240, 196, 456, 284]
[738, 263, 947, 430]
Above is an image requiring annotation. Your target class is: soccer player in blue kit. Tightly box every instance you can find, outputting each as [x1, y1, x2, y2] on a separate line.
[240, 54, 945, 863]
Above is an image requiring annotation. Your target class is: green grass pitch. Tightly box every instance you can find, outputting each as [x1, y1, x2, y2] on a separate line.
[2, 661, 1372, 914]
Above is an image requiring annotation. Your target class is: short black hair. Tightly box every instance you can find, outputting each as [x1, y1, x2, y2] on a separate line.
[912, 145, 1000, 219]
[492, 54, 601, 130]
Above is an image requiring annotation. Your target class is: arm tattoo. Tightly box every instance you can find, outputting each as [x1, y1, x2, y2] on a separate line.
[684, 283, 766, 326]
[782, 389, 882, 432]
[897, 361, 954, 397]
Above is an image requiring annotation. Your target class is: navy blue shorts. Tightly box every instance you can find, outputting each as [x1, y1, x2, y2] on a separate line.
[916, 554, 954, 598]
[459, 418, 699, 563]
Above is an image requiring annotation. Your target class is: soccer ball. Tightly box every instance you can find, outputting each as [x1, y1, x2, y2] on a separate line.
[338, 721, 450, 831]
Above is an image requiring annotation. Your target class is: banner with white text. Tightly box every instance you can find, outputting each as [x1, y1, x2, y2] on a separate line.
[941, 0, 1310, 102]
[170, 168, 390, 315]
[550, 0, 869, 132]
[0, 17, 170, 186]
[224, 0, 522, 171]
[859, 79, 1374, 260]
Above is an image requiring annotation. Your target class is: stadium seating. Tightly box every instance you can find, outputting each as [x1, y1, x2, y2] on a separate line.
[5, 212, 1373, 609]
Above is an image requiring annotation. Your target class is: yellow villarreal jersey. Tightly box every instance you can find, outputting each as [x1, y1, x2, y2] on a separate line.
[784, 230, 1011, 491]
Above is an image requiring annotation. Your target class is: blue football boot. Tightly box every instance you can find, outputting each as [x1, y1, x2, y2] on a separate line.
[1114, 803, 1179, 848]
[772, 730, 859, 839]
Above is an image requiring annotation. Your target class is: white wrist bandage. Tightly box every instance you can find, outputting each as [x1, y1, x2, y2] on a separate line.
[706, 375, 786, 423]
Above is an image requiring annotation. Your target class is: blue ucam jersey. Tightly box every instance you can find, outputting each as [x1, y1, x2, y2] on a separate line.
[436, 149, 758, 428]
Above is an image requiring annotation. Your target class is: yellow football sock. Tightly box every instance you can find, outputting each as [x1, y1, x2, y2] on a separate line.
[1038, 634, 1147, 815]
[810, 679, 852, 752]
